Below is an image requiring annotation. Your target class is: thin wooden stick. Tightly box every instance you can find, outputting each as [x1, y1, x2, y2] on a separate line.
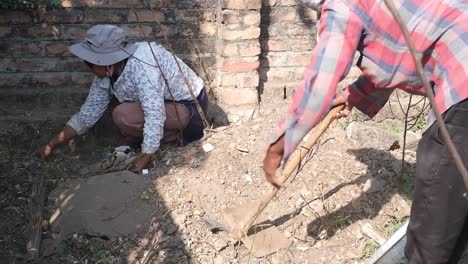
[26, 172, 46, 260]
[232, 105, 345, 239]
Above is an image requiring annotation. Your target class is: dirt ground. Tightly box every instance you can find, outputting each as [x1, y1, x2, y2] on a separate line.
[0, 96, 416, 264]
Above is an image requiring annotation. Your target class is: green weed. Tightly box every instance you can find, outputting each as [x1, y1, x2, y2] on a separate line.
[338, 120, 350, 130]
[383, 216, 409, 237]
[333, 217, 351, 229]
[360, 241, 380, 260]
[385, 123, 404, 134]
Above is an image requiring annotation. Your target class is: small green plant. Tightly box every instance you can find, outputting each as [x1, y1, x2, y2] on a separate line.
[385, 123, 404, 134]
[360, 241, 380, 260]
[409, 119, 427, 132]
[54, 237, 115, 263]
[338, 120, 349, 130]
[332, 217, 350, 230]
[384, 216, 409, 237]
[101, 145, 115, 157]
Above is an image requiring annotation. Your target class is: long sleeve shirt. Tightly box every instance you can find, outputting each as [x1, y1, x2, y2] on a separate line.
[273, 0, 468, 160]
[67, 42, 204, 154]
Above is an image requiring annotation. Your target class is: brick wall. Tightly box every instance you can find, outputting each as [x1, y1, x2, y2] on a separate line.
[0, 0, 325, 140]
[0, 1, 220, 140]
[258, 0, 317, 99]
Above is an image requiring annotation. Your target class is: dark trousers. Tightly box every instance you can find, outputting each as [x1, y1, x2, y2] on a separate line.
[178, 88, 208, 145]
[405, 99, 468, 263]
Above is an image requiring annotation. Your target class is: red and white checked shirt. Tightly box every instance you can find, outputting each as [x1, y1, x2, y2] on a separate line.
[274, 0, 468, 160]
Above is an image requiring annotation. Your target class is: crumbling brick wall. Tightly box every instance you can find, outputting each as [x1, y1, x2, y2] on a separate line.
[0, 0, 323, 137]
[0, 1, 220, 139]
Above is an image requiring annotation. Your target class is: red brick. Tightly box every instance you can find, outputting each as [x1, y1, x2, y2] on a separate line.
[268, 52, 311, 67]
[31, 72, 70, 87]
[223, 27, 260, 41]
[222, 41, 260, 57]
[27, 25, 61, 39]
[222, 10, 242, 24]
[261, 67, 303, 82]
[270, 8, 296, 22]
[222, 0, 261, 9]
[222, 72, 259, 87]
[223, 44, 239, 57]
[238, 41, 261, 57]
[46, 42, 71, 56]
[0, 58, 14, 72]
[0, 73, 28, 88]
[243, 13, 261, 26]
[127, 10, 164, 23]
[261, 81, 301, 97]
[62, 0, 139, 8]
[43, 9, 83, 23]
[302, 8, 318, 21]
[121, 25, 153, 39]
[223, 59, 260, 73]
[178, 9, 216, 22]
[13, 58, 82, 73]
[262, 0, 277, 6]
[262, 38, 315, 52]
[217, 87, 258, 105]
[65, 25, 88, 40]
[0, 11, 32, 24]
[84, 9, 126, 23]
[199, 23, 216, 36]
[71, 73, 94, 85]
[278, 0, 298, 6]
[220, 72, 259, 87]
[268, 23, 315, 37]
[0, 26, 12, 37]
[0, 42, 45, 57]
[221, 73, 240, 86]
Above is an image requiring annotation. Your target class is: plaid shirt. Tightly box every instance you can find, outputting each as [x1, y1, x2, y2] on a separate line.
[273, 0, 468, 160]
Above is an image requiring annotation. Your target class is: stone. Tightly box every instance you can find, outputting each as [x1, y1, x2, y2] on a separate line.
[241, 222, 292, 258]
[174, 214, 187, 226]
[165, 223, 177, 235]
[213, 238, 228, 251]
[362, 178, 385, 194]
[202, 143, 214, 152]
[297, 245, 309, 251]
[361, 223, 386, 245]
[214, 255, 225, 264]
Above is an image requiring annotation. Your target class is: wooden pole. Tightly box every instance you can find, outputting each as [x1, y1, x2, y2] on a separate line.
[228, 105, 345, 240]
